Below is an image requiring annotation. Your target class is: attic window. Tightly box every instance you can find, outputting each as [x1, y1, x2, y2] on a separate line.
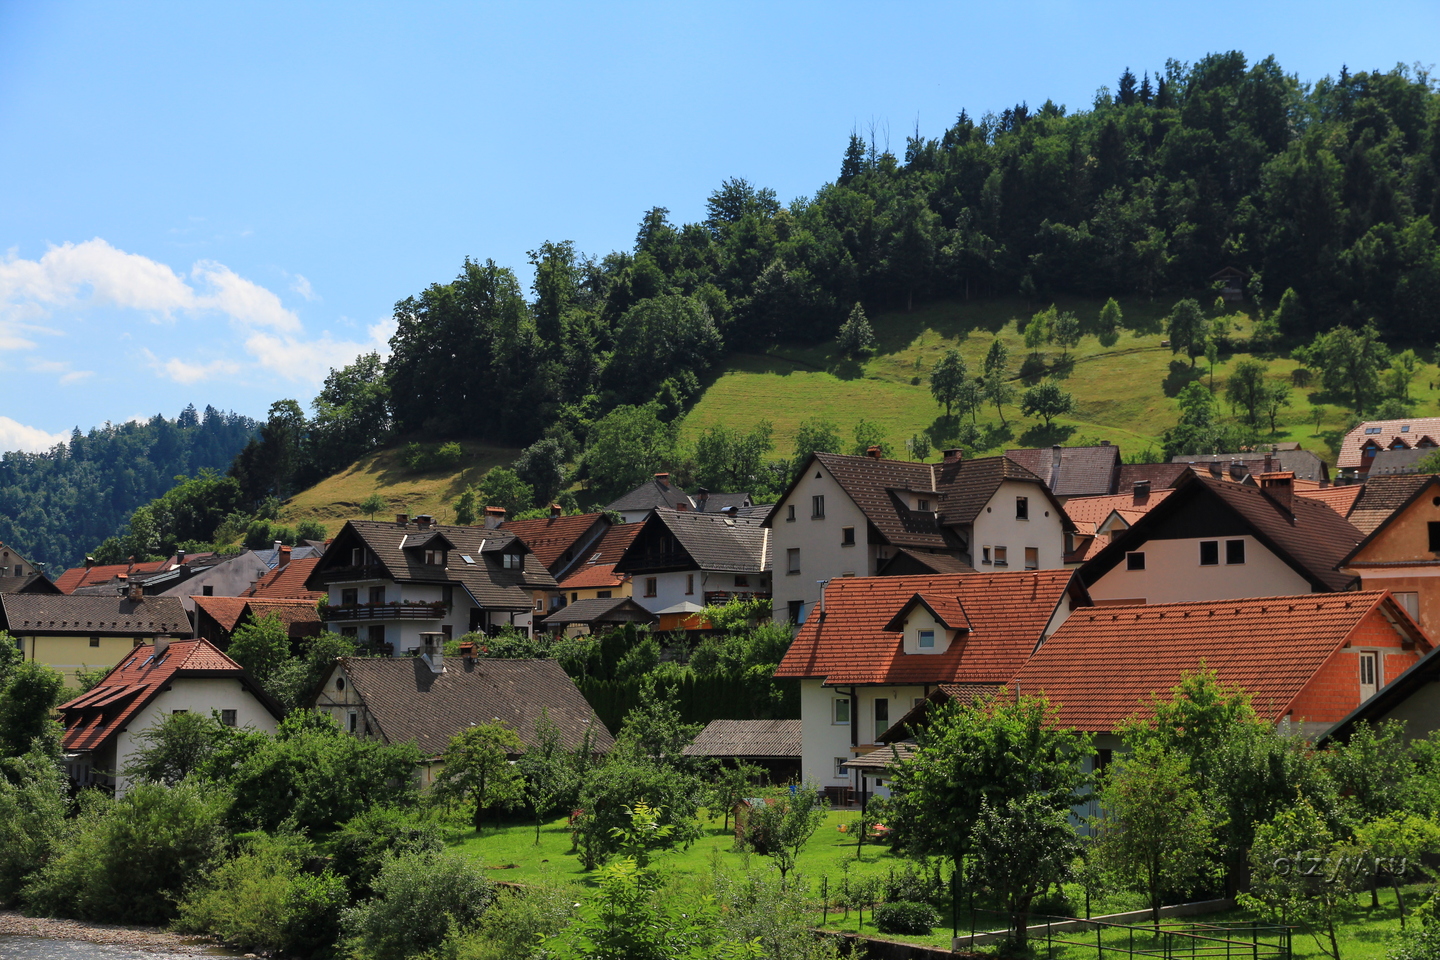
[502, 553, 522, 570]
[424, 549, 446, 566]
[1402, 425, 1411, 432]
[461, 554, 475, 564]
[918, 629, 935, 648]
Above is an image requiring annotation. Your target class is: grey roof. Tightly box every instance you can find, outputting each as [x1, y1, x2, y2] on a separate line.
[0, 594, 190, 635]
[1006, 445, 1121, 497]
[683, 719, 802, 758]
[324, 656, 614, 757]
[1170, 448, 1329, 483]
[307, 520, 558, 612]
[538, 596, 656, 627]
[1367, 447, 1436, 477]
[250, 545, 323, 569]
[606, 476, 752, 515]
[616, 507, 770, 574]
[0, 573, 61, 595]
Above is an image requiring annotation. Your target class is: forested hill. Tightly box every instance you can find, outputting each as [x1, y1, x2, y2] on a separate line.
[0, 406, 256, 570]
[343, 53, 1440, 456]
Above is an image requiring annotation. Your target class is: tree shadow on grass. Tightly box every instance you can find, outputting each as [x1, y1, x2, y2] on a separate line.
[1019, 355, 1049, 386]
[1049, 355, 1076, 380]
[829, 357, 866, 381]
[1162, 360, 1204, 398]
[1016, 423, 1077, 448]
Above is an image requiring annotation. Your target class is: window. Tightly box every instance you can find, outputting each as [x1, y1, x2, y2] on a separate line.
[367, 624, 385, 645]
[89, 636, 100, 648]
[834, 757, 849, 779]
[172, 709, 188, 715]
[571, 592, 578, 603]
[1429, 522, 1440, 552]
[917, 498, 931, 512]
[982, 546, 992, 564]
[832, 698, 850, 724]
[685, 574, 694, 595]
[441, 624, 452, 640]
[1095, 748, 1113, 773]
[786, 504, 796, 522]
[1359, 651, 1379, 698]
[1126, 551, 1146, 571]
[1016, 496, 1029, 520]
[735, 574, 749, 587]
[502, 553, 522, 569]
[787, 548, 800, 574]
[1225, 539, 1246, 565]
[918, 629, 935, 648]
[534, 598, 543, 611]
[1396, 592, 1420, 622]
[812, 495, 825, 518]
[220, 709, 237, 727]
[841, 526, 855, 546]
[993, 546, 1008, 567]
[341, 626, 358, 638]
[368, 585, 385, 605]
[1199, 541, 1219, 565]
[348, 711, 358, 734]
[787, 600, 804, 624]
[644, 577, 658, 597]
[11, 565, 18, 577]
[341, 588, 358, 606]
[596, 590, 612, 599]
[351, 547, 364, 566]
[873, 697, 889, 741]
[443, 585, 454, 605]
[335, 677, 344, 691]
[202, 585, 213, 596]
[424, 549, 446, 566]
[1025, 547, 1039, 570]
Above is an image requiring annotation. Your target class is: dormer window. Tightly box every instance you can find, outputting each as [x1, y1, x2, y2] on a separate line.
[502, 553, 522, 570]
[918, 629, 935, 648]
[424, 549, 446, 566]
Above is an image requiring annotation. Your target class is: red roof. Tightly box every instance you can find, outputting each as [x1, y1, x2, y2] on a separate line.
[1010, 591, 1429, 732]
[1297, 484, 1364, 519]
[776, 570, 1083, 686]
[245, 557, 323, 599]
[559, 562, 626, 590]
[1338, 419, 1440, 470]
[502, 513, 609, 573]
[54, 558, 170, 594]
[58, 639, 277, 753]
[192, 595, 320, 632]
[590, 523, 642, 564]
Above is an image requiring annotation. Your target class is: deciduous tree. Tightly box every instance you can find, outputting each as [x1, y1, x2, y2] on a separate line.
[435, 722, 524, 832]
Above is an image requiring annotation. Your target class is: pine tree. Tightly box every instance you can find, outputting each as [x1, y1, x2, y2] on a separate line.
[836, 302, 875, 357]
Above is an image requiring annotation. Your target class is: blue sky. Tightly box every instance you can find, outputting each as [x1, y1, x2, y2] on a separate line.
[1, 0, 1435, 452]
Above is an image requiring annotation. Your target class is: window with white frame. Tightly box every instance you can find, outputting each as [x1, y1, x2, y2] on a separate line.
[834, 757, 848, 779]
[918, 629, 935, 648]
[993, 546, 1008, 567]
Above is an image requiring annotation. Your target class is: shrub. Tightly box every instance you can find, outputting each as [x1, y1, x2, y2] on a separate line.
[401, 441, 467, 473]
[873, 899, 940, 935]
[329, 805, 450, 898]
[25, 781, 228, 924]
[342, 850, 495, 960]
[573, 759, 702, 869]
[0, 748, 68, 906]
[444, 883, 577, 960]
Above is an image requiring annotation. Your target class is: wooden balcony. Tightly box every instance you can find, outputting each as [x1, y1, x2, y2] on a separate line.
[322, 602, 447, 622]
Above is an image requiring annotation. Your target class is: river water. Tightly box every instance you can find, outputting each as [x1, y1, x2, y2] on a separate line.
[0, 935, 243, 958]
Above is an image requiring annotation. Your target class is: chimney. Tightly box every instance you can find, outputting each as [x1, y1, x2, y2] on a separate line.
[84, 556, 94, 569]
[277, 545, 292, 570]
[1132, 479, 1151, 503]
[817, 579, 830, 618]
[483, 506, 506, 530]
[1208, 462, 1223, 478]
[697, 487, 709, 510]
[1100, 439, 1110, 446]
[176, 549, 186, 567]
[396, 513, 409, 527]
[675, 501, 688, 511]
[866, 446, 883, 460]
[1263, 452, 1273, 474]
[1051, 445, 1063, 487]
[943, 448, 963, 464]
[127, 582, 144, 603]
[273, 539, 283, 556]
[721, 505, 738, 516]
[419, 632, 445, 674]
[416, 515, 433, 530]
[1229, 460, 1247, 480]
[458, 640, 476, 661]
[550, 503, 562, 519]
[653, 472, 670, 486]
[1259, 471, 1295, 514]
[153, 635, 169, 660]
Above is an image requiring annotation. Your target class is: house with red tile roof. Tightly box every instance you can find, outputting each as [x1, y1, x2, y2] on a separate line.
[0, 592, 190, 687]
[1337, 418, 1440, 480]
[245, 555, 324, 599]
[555, 522, 642, 610]
[54, 557, 173, 595]
[1080, 471, 1363, 605]
[1061, 482, 1176, 564]
[191, 596, 322, 648]
[1297, 482, 1365, 520]
[1338, 475, 1440, 630]
[765, 449, 1074, 627]
[57, 638, 283, 793]
[503, 510, 613, 612]
[774, 569, 1089, 792]
[1009, 591, 1431, 743]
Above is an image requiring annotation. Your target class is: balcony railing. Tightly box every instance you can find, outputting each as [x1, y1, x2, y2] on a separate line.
[322, 602, 447, 622]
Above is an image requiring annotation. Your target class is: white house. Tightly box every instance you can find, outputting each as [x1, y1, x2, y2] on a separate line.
[56, 638, 283, 795]
[765, 449, 1074, 625]
[612, 507, 771, 615]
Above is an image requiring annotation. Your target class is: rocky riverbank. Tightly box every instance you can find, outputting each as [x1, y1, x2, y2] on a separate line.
[0, 912, 231, 956]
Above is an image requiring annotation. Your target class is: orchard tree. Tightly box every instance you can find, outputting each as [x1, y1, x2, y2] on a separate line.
[971, 793, 1081, 947]
[929, 349, 969, 417]
[1097, 297, 1123, 347]
[436, 721, 524, 831]
[1052, 311, 1082, 358]
[478, 466, 535, 517]
[1225, 359, 1268, 425]
[360, 493, 387, 520]
[1024, 306, 1054, 359]
[1021, 381, 1075, 427]
[1293, 322, 1389, 416]
[982, 338, 1015, 425]
[1263, 381, 1291, 433]
[1167, 299, 1208, 367]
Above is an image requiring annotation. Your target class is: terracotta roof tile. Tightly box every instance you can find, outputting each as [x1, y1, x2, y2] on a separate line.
[1346, 475, 1437, 535]
[54, 559, 171, 595]
[776, 570, 1081, 686]
[245, 557, 324, 599]
[590, 523, 642, 564]
[558, 563, 626, 590]
[1297, 484, 1364, 519]
[1011, 591, 1423, 731]
[502, 514, 610, 575]
[1338, 418, 1440, 470]
[683, 719, 802, 758]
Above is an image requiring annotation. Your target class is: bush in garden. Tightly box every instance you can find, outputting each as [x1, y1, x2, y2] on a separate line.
[328, 804, 450, 898]
[342, 849, 495, 960]
[573, 758, 702, 869]
[443, 882, 578, 960]
[0, 747, 68, 906]
[873, 899, 940, 935]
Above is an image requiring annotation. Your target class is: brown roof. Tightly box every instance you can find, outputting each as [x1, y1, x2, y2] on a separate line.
[54, 558, 171, 594]
[245, 556, 324, 599]
[322, 656, 613, 757]
[1297, 484, 1364, 519]
[0, 594, 190, 635]
[1346, 475, 1437, 535]
[192, 595, 320, 632]
[1340, 476, 1440, 567]
[775, 570, 1084, 686]
[59, 639, 281, 753]
[1006, 445, 1121, 497]
[683, 719, 802, 758]
[502, 513, 610, 576]
[538, 596, 656, 627]
[879, 548, 977, 576]
[615, 508, 770, 574]
[589, 523, 642, 564]
[1011, 592, 1427, 732]
[1116, 462, 1191, 490]
[1081, 473, 1363, 593]
[0, 573, 62, 595]
[1338, 418, 1440, 470]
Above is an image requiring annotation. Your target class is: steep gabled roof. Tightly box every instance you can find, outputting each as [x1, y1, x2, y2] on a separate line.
[1006, 445, 1121, 497]
[538, 596, 656, 627]
[245, 557, 324, 599]
[683, 719, 802, 758]
[0, 594, 189, 635]
[502, 513, 611, 577]
[1063, 488, 1175, 527]
[558, 563, 626, 591]
[775, 570, 1085, 686]
[1081, 473, 1363, 593]
[1011, 592, 1427, 732]
[1346, 474, 1438, 536]
[1340, 475, 1440, 566]
[59, 639, 282, 753]
[191, 595, 320, 633]
[1338, 418, 1440, 470]
[1298, 483, 1365, 519]
[606, 476, 694, 513]
[0, 573, 62, 595]
[938, 454, 1069, 526]
[319, 656, 613, 757]
[615, 508, 769, 574]
[877, 548, 976, 576]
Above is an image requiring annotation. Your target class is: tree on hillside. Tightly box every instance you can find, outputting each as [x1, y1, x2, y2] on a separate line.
[1024, 306, 1054, 359]
[585, 403, 679, 504]
[1021, 381, 1075, 427]
[1052, 311, 1082, 358]
[1263, 381, 1292, 433]
[836, 302, 875, 357]
[929, 349, 969, 417]
[693, 421, 775, 494]
[982, 338, 1014, 426]
[1097, 298, 1122, 348]
[478, 467, 535, 518]
[1225, 359, 1268, 425]
[852, 420, 892, 458]
[1167, 299, 1208, 367]
[360, 493, 387, 520]
[453, 488, 478, 526]
[1293, 322, 1389, 415]
[792, 419, 841, 466]
[512, 437, 568, 507]
[1386, 348, 1421, 404]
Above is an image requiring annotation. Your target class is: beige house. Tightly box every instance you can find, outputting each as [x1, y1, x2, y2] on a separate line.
[1, 591, 190, 686]
[1339, 475, 1440, 627]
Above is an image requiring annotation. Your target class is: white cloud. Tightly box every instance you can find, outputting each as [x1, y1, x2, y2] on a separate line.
[59, 370, 94, 385]
[0, 416, 69, 453]
[27, 357, 95, 385]
[290, 273, 318, 302]
[191, 260, 300, 332]
[243, 318, 394, 384]
[142, 349, 242, 385]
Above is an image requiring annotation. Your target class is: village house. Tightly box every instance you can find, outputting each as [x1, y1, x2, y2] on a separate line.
[0, 590, 190, 686]
[773, 569, 1089, 799]
[54, 556, 174, 594]
[554, 523, 642, 608]
[304, 515, 559, 651]
[1171, 447, 1330, 484]
[56, 637, 283, 794]
[1080, 471, 1362, 605]
[0, 571, 61, 595]
[1061, 481, 1176, 564]
[536, 596, 657, 636]
[245, 555, 324, 599]
[503, 508, 613, 614]
[1338, 474, 1440, 627]
[190, 595, 323, 649]
[765, 449, 1073, 626]
[613, 506, 771, 618]
[1320, 641, 1440, 746]
[0, 540, 43, 581]
[1005, 443, 1123, 500]
[606, 473, 753, 524]
[1337, 417, 1440, 481]
[310, 649, 612, 786]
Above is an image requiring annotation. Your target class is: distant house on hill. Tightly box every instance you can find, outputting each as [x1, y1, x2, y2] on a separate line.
[1337, 418, 1440, 480]
[1005, 443, 1121, 500]
[606, 473, 753, 524]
